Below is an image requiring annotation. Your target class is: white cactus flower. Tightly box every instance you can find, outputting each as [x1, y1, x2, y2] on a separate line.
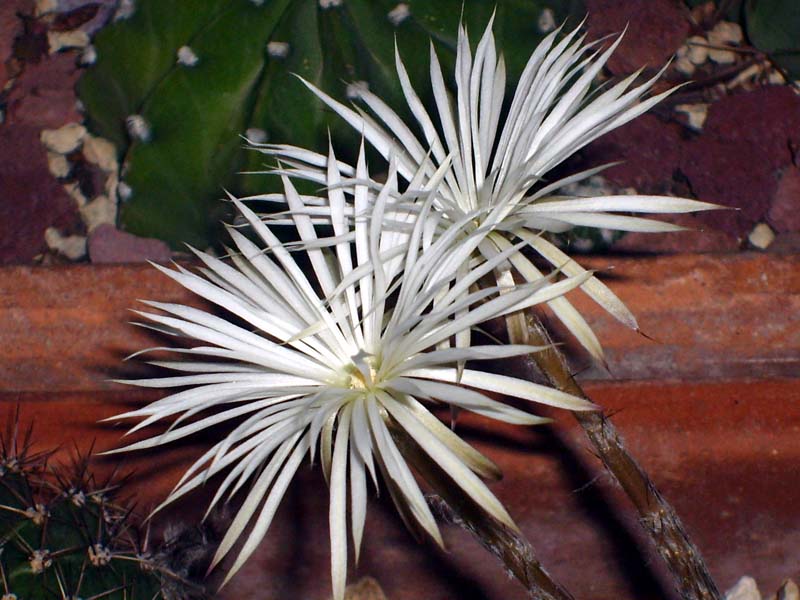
[107, 145, 594, 600]
[252, 19, 721, 362]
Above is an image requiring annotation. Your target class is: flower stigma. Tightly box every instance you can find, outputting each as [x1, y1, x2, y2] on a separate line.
[344, 349, 380, 391]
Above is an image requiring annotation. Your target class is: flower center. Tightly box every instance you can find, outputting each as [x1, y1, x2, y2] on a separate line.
[348, 369, 370, 390]
[345, 350, 379, 391]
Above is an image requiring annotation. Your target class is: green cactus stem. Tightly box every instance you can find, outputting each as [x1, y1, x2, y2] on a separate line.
[78, 0, 582, 248]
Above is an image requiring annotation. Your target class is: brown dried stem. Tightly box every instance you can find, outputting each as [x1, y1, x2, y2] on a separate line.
[505, 310, 721, 600]
[388, 420, 574, 600]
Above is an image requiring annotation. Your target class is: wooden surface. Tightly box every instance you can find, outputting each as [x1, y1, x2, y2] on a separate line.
[0, 253, 798, 599]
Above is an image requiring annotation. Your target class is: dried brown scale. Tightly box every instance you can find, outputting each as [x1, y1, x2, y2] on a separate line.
[508, 313, 721, 600]
[387, 420, 574, 600]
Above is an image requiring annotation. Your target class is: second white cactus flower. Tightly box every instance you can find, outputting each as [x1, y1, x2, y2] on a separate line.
[254, 19, 721, 362]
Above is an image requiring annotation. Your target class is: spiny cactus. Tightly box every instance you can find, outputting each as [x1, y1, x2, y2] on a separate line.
[77, 0, 583, 248]
[0, 417, 208, 600]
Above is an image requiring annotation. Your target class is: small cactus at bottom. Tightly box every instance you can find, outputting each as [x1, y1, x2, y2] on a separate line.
[0, 417, 208, 600]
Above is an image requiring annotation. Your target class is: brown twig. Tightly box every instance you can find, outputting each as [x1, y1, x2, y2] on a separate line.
[388, 420, 575, 600]
[670, 56, 761, 95]
[505, 312, 721, 600]
[684, 40, 758, 54]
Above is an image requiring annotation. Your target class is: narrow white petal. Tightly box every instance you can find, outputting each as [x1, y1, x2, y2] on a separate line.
[349, 439, 368, 564]
[380, 392, 518, 530]
[492, 234, 604, 362]
[406, 368, 596, 411]
[391, 377, 549, 427]
[366, 398, 443, 547]
[393, 392, 504, 479]
[210, 431, 302, 574]
[530, 195, 722, 214]
[517, 230, 639, 330]
[330, 404, 351, 600]
[220, 434, 310, 587]
[296, 76, 416, 179]
[525, 211, 687, 232]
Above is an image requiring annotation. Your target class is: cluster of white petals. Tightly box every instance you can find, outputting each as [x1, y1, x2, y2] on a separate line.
[112, 18, 722, 600]
[110, 145, 595, 599]
[253, 20, 719, 361]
